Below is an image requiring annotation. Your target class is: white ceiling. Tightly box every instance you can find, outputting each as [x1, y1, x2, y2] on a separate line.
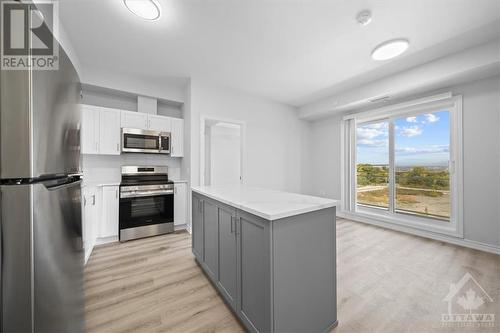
[59, 0, 500, 106]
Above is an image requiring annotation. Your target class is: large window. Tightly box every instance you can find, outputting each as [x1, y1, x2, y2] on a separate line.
[356, 121, 389, 209]
[394, 110, 450, 220]
[343, 94, 463, 237]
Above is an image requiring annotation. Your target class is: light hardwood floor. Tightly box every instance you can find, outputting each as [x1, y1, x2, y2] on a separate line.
[85, 220, 500, 333]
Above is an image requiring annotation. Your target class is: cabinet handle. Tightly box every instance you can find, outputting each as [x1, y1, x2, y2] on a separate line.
[92, 195, 96, 205]
[230, 216, 234, 233]
[199, 200, 203, 213]
[84, 196, 87, 206]
[236, 217, 241, 236]
[174, 187, 177, 195]
[116, 143, 119, 151]
[116, 189, 118, 199]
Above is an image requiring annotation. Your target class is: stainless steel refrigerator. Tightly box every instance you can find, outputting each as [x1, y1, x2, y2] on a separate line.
[0, 16, 84, 333]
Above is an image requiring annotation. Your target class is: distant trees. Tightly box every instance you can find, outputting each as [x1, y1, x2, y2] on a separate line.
[396, 167, 449, 190]
[357, 164, 449, 190]
[356, 164, 388, 186]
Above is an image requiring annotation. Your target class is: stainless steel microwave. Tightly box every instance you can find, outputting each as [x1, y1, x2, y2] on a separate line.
[121, 128, 170, 154]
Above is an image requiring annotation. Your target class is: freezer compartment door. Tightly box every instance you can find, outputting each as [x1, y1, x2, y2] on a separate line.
[1, 177, 84, 333]
[0, 38, 82, 179]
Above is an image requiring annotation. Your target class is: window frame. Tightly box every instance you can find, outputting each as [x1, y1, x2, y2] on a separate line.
[341, 93, 464, 238]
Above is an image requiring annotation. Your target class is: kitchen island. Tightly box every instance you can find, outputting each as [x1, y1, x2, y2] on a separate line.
[191, 186, 339, 333]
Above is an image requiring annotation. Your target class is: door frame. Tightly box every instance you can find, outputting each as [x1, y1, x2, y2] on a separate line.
[200, 115, 246, 186]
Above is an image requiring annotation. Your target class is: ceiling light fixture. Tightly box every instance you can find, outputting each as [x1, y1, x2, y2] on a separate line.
[123, 0, 161, 21]
[371, 39, 409, 61]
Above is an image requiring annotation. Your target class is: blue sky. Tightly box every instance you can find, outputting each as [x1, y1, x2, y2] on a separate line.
[356, 110, 450, 167]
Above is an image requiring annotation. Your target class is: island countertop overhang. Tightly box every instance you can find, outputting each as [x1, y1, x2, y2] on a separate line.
[191, 185, 339, 220]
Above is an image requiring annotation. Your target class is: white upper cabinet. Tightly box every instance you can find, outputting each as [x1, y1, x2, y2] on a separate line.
[99, 108, 121, 155]
[148, 114, 171, 132]
[171, 118, 184, 157]
[81, 105, 100, 154]
[81, 105, 120, 155]
[121, 110, 148, 130]
[80, 104, 184, 157]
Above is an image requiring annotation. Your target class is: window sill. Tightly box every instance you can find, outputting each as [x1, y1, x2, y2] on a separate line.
[341, 207, 463, 238]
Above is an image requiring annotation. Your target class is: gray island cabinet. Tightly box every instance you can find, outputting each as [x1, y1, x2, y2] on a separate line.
[191, 186, 339, 333]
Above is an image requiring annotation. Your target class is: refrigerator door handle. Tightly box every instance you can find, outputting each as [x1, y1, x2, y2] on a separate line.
[45, 179, 82, 191]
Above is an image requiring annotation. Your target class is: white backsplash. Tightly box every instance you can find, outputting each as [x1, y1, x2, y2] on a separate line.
[82, 154, 182, 183]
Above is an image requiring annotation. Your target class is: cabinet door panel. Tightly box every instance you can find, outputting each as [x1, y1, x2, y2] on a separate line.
[203, 199, 218, 280]
[218, 207, 237, 307]
[174, 183, 186, 226]
[237, 211, 271, 332]
[121, 111, 148, 130]
[148, 115, 171, 132]
[170, 118, 184, 157]
[101, 186, 119, 238]
[191, 194, 204, 261]
[83, 187, 98, 264]
[99, 108, 121, 155]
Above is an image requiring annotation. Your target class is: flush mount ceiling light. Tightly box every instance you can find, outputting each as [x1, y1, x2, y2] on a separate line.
[123, 0, 161, 21]
[371, 39, 409, 61]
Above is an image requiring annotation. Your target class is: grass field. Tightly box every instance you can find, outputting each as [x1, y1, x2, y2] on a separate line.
[357, 186, 450, 220]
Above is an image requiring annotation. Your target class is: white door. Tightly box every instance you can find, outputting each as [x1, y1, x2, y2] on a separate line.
[171, 118, 184, 157]
[148, 115, 171, 132]
[100, 186, 119, 238]
[121, 111, 148, 130]
[81, 105, 99, 154]
[174, 183, 187, 226]
[99, 108, 121, 155]
[208, 123, 242, 186]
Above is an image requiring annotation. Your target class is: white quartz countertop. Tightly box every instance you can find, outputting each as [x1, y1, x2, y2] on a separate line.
[191, 186, 339, 220]
[171, 179, 189, 183]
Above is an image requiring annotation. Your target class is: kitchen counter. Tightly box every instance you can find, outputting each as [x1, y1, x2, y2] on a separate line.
[191, 185, 338, 220]
[191, 186, 337, 332]
[82, 181, 120, 188]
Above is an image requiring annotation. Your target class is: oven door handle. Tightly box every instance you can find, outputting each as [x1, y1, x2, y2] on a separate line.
[121, 189, 174, 198]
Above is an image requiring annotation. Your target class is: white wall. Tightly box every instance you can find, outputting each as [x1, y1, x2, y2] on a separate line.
[460, 76, 500, 247]
[189, 79, 307, 192]
[307, 75, 500, 250]
[82, 154, 182, 184]
[303, 115, 342, 199]
[80, 67, 187, 104]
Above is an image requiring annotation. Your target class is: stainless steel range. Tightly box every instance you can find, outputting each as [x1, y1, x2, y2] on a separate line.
[119, 166, 174, 242]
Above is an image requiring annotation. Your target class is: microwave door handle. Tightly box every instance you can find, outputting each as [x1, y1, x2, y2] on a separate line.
[159, 135, 162, 153]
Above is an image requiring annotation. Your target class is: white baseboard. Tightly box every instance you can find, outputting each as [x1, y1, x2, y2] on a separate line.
[174, 224, 188, 231]
[337, 212, 500, 255]
[95, 236, 118, 246]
